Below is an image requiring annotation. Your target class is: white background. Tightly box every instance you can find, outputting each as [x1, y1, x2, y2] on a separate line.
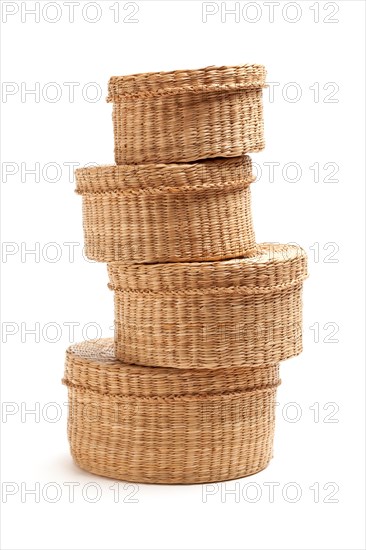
[1, 1, 365, 549]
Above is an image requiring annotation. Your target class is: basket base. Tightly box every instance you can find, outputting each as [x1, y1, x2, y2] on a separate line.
[69, 454, 273, 485]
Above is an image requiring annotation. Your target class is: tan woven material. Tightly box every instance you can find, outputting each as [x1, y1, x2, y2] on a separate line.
[108, 243, 308, 369]
[107, 64, 266, 164]
[63, 339, 280, 484]
[75, 157, 256, 263]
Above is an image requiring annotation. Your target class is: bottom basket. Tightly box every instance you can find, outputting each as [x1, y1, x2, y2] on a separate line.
[63, 339, 280, 484]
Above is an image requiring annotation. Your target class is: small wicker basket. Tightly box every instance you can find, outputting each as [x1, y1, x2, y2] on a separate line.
[108, 243, 308, 369]
[107, 64, 266, 164]
[75, 157, 256, 263]
[63, 339, 280, 484]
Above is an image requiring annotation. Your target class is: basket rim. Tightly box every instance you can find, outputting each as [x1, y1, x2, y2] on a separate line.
[75, 156, 251, 177]
[107, 64, 266, 100]
[62, 377, 281, 402]
[107, 243, 308, 274]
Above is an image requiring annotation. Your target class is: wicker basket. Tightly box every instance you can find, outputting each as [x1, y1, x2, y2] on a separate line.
[75, 157, 256, 263]
[108, 243, 308, 369]
[107, 64, 266, 164]
[63, 339, 280, 484]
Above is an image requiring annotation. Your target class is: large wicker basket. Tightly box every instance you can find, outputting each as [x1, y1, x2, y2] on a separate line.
[75, 156, 256, 263]
[107, 64, 266, 164]
[108, 244, 308, 369]
[63, 339, 280, 484]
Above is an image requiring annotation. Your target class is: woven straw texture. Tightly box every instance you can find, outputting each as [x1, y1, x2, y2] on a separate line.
[63, 339, 280, 484]
[108, 243, 308, 369]
[75, 157, 256, 263]
[107, 64, 266, 164]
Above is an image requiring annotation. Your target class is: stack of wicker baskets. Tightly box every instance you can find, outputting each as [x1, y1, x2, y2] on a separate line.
[64, 64, 307, 484]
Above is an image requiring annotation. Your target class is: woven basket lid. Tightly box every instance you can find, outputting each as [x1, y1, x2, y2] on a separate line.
[108, 243, 308, 293]
[107, 64, 266, 100]
[64, 339, 280, 398]
[75, 156, 253, 194]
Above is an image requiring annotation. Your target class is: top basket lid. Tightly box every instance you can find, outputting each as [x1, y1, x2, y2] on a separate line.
[107, 64, 266, 101]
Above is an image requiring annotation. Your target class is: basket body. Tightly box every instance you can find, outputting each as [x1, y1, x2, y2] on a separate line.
[63, 339, 280, 484]
[107, 64, 266, 164]
[108, 244, 308, 369]
[75, 157, 256, 263]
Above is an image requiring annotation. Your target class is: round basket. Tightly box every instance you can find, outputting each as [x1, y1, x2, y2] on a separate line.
[75, 157, 256, 263]
[108, 243, 308, 369]
[63, 339, 280, 484]
[107, 64, 266, 164]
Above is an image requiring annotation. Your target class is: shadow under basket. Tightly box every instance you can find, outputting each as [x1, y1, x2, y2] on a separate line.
[107, 64, 266, 164]
[63, 339, 280, 484]
[108, 243, 308, 369]
[75, 156, 256, 263]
